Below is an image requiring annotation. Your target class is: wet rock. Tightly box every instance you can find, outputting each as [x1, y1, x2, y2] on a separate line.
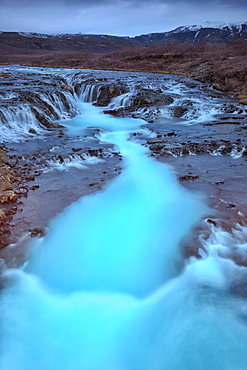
[28, 128, 37, 134]
[72, 147, 82, 153]
[30, 185, 39, 191]
[131, 90, 173, 107]
[87, 148, 103, 157]
[206, 218, 217, 227]
[179, 175, 199, 181]
[94, 84, 127, 106]
[25, 175, 35, 182]
[31, 107, 58, 129]
[171, 106, 188, 117]
[0, 73, 10, 78]
[15, 187, 28, 197]
[103, 109, 123, 117]
[166, 131, 177, 137]
[29, 227, 46, 238]
[61, 84, 74, 94]
[149, 143, 165, 153]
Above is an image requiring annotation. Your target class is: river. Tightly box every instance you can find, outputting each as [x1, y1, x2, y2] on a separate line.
[1, 66, 247, 369]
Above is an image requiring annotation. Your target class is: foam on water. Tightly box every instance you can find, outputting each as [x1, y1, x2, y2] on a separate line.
[109, 92, 132, 108]
[0, 105, 46, 142]
[1, 100, 247, 369]
[44, 154, 105, 172]
[0, 90, 80, 143]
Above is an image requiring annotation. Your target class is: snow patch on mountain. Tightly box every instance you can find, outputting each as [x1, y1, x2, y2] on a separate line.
[174, 21, 247, 33]
[18, 32, 49, 38]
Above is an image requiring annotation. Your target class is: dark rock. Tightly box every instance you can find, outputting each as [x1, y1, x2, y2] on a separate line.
[94, 84, 127, 106]
[30, 185, 39, 191]
[29, 227, 46, 238]
[206, 218, 217, 227]
[166, 131, 177, 137]
[179, 175, 199, 181]
[72, 147, 82, 153]
[28, 128, 36, 134]
[171, 106, 188, 117]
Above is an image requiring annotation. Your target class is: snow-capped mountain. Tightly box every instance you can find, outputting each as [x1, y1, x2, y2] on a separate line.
[0, 21, 246, 58]
[134, 21, 247, 44]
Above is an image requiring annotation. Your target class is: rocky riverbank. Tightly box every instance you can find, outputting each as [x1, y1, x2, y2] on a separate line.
[0, 137, 122, 267]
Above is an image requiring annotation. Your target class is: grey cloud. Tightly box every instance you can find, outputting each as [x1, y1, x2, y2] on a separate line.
[0, 0, 246, 36]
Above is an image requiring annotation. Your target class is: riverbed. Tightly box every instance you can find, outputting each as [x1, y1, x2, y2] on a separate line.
[0, 66, 247, 369]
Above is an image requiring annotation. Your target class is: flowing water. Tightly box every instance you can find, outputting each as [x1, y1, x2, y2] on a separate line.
[1, 69, 247, 369]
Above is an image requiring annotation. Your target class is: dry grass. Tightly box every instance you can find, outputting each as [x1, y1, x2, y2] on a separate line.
[1, 41, 247, 97]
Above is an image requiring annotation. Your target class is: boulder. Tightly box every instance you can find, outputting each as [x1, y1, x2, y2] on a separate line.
[94, 85, 127, 106]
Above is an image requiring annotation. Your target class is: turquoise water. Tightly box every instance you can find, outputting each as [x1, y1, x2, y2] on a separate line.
[1, 103, 247, 370]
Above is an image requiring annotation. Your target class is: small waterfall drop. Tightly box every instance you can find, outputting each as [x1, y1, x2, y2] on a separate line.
[0, 87, 80, 143]
[109, 92, 132, 108]
[0, 105, 45, 142]
[79, 84, 101, 103]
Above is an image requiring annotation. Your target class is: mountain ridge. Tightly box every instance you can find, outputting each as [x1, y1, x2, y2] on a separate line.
[0, 21, 246, 57]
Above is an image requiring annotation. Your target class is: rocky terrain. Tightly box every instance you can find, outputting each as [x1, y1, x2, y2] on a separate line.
[0, 66, 247, 268]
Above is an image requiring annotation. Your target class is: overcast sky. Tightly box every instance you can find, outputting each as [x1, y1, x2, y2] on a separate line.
[0, 0, 246, 36]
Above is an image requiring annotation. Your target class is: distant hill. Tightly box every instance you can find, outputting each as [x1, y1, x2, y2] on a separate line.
[0, 32, 135, 55]
[0, 22, 246, 57]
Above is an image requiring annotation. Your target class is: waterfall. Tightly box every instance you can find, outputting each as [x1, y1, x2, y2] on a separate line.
[0, 105, 45, 142]
[109, 92, 132, 108]
[39, 91, 80, 120]
[0, 91, 80, 142]
[79, 84, 101, 103]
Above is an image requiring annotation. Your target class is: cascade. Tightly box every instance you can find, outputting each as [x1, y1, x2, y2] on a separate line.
[109, 92, 132, 108]
[0, 90, 80, 142]
[39, 91, 80, 119]
[0, 105, 45, 142]
[79, 84, 101, 102]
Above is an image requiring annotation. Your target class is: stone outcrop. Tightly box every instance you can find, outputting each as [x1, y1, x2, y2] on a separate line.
[94, 85, 127, 106]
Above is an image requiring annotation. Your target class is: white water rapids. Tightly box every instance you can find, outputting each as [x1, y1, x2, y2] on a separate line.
[1, 102, 247, 369]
